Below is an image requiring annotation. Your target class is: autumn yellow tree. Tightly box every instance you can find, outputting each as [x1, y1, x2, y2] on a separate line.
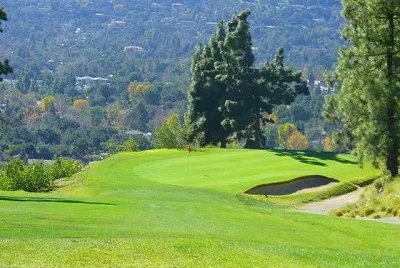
[323, 135, 338, 152]
[127, 81, 151, 100]
[277, 123, 297, 149]
[73, 99, 89, 110]
[39, 96, 55, 113]
[287, 131, 309, 150]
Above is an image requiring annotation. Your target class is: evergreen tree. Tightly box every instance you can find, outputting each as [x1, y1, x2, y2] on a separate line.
[187, 11, 308, 149]
[0, 7, 12, 82]
[253, 48, 308, 148]
[186, 22, 228, 147]
[219, 10, 257, 146]
[324, 0, 400, 176]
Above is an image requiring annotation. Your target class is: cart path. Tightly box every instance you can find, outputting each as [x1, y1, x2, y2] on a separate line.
[296, 188, 400, 225]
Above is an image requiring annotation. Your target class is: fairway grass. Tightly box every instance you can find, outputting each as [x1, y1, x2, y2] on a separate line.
[0, 149, 399, 267]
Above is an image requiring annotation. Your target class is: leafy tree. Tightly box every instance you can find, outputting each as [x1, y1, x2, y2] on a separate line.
[23, 162, 52, 192]
[127, 102, 149, 131]
[0, 159, 24, 190]
[0, 7, 12, 82]
[277, 123, 298, 149]
[154, 113, 188, 149]
[127, 81, 152, 101]
[121, 139, 139, 152]
[323, 135, 338, 152]
[324, 0, 400, 176]
[39, 96, 56, 113]
[263, 123, 278, 149]
[287, 131, 309, 151]
[73, 99, 89, 110]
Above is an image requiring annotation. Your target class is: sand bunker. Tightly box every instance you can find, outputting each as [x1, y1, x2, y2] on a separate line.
[245, 175, 339, 196]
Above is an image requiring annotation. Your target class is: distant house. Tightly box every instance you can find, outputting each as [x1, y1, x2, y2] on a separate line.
[107, 19, 126, 28]
[75, 76, 111, 91]
[123, 46, 145, 52]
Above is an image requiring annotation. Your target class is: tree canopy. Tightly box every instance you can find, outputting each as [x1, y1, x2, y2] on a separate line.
[324, 0, 400, 176]
[187, 11, 308, 149]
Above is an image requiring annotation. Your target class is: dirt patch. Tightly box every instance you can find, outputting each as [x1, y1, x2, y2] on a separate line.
[297, 188, 363, 215]
[245, 175, 339, 196]
[297, 189, 400, 225]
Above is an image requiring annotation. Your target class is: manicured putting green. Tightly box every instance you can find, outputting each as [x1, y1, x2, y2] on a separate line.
[0, 149, 398, 267]
[134, 149, 379, 193]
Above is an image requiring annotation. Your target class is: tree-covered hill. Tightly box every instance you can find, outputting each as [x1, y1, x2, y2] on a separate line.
[2, 0, 342, 86]
[0, 1, 343, 160]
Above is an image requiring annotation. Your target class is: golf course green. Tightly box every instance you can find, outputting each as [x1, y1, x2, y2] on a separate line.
[1, 149, 399, 267]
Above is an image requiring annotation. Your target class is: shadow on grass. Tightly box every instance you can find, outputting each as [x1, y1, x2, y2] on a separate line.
[0, 196, 116, 206]
[273, 150, 357, 166]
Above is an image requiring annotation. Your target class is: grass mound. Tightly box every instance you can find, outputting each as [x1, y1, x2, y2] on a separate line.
[332, 176, 400, 219]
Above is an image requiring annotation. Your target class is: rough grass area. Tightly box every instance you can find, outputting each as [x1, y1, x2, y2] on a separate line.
[1, 149, 398, 267]
[332, 176, 400, 219]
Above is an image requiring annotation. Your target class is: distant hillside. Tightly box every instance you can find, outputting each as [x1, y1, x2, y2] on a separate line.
[0, 1, 343, 161]
[2, 0, 342, 87]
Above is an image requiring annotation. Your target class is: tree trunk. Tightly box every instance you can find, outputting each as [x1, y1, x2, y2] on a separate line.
[254, 117, 261, 149]
[386, 102, 398, 176]
[386, 12, 399, 177]
[220, 138, 227, 148]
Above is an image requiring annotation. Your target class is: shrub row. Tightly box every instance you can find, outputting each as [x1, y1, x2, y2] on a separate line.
[0, 158, 83, 192]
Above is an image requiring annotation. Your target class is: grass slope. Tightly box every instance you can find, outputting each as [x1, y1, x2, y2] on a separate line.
[0, 149, 399, 267]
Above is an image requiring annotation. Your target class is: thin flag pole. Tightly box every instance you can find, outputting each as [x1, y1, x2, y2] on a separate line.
[187, 145, 191, 173]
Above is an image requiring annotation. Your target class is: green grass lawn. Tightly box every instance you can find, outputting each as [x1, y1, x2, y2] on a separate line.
[0, 149, 399, 267]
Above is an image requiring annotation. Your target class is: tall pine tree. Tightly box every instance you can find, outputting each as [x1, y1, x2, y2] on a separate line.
[219, 10, 257, 146]
[324, 0, 400, 176]
[186, 22, 228, 147]
[187, 10, 308, 149]
[252, 48, 308, 148]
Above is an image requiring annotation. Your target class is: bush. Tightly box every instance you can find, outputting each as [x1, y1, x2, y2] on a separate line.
[101, 138, 140, 155]
[121, 139, 139, 152]
[50, 158, 83, 180]
[23, 162, 52, 192]
[0, 157, 83, 192]
[0, 159, 25, 190]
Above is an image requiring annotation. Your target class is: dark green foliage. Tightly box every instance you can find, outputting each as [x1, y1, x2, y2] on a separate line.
[0, 7, 12, 82]
[186, 22, 228, 147]
[252, 47, 309, 147]
[324, 0, 400, 176]
[219, 11, 258, 147]
[187, 11, 308, 149]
